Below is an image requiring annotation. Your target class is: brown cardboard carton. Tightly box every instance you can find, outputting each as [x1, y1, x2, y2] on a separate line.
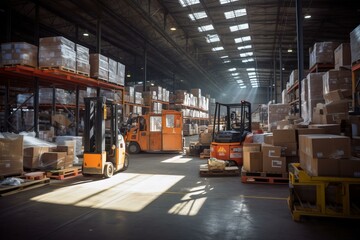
[243, 152, 262, 172]
[24, 146, 49, 158]
[0, 135, 24, 175]
[296, 128, 327, 138]
[264, 134, 273, 145]
[334, 43, 351, 70]
[310, 158, 339, 177]
[339, 157, 360, 177]
[40, 152, 67, 170]
[299, 150, 309, 171]
[199, 132, 212, 146]
[262, 156, 286, 173]
[323, 100, 352, 114]
[262, 144, 282, 157]
[51, 145, 75, 156]
[300, 134, 350, 159]
[273, 129, 296, 144]
[279, 142, 297, 156]
[243, 143, 261, 152]
[308, 124, 341, 135]
[23, 157, 41, 169]
[323, 89, 352, 104]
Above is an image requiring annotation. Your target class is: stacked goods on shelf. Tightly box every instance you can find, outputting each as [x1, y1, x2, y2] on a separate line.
[288, 69, 309, 86]
[267, 103, 290, 131]
[115, 62, 125, 86]
[198, 130, 212, 146]
[125, 86, 135, 103]
[143, 91, 157, 105]
[307, 72, 325, 123]
[309, 42, 339, 69]
[150, 86, 163, 101]
[90, 53, 109, 81]
[55, 135, 83, 159]
[39, 36, 76, 71]
[298, 134, 360, 177]
[300, 77, 308, 122]
[135, 92, 143, 105]
[0, 42, 38, 67]
[108, 58, 117, 83]
[75, 44, 90, 75]
[100, 89, 123, 104]
[334, 43, 351, 70]
[350, 24, 360, 64]
[0, 133, 24, 176]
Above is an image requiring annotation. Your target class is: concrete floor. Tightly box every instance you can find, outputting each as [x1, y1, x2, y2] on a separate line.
[0, 152, 359, 240]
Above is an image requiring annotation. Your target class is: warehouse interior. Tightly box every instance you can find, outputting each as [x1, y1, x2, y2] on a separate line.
[1, 0, 360, 239]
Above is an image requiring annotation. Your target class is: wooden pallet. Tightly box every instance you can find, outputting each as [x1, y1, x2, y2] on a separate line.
[24, 172, 46, 180]
[3, 63, 36, 68]
[0, 178, 50, 197]
[76, 70, 90, 77]
[46, 167, 81, 180]
[199, 164, 239, 177]
[309, 63, 334, 73]
[91, 75, 108, 82]
[39, 66, 76, 74]
[241, 167, 288, 184]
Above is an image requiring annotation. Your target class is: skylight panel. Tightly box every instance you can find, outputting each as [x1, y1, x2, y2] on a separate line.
[234, 36, 251, 43]
[229, 23, 249, 32]
[206, 34, 220, 43]
[198, 24, 214, 32]
[237, 45, 252, 50]
[220, 55, 228, 59]
[231, 73, 239, 76]
[179, 0, 200, 7]
[212, 46, 224, 51]
[246, 68, 255, 71]
[189, 11, 207, 21]
[240, 52, 253, 57]
[240, 86, 247, 89]
[223, 60, 231, 63]
[248, 72, 256, 76]
[224, 8, 247, 19]
[220, 0, 239, 4]
[242, 58, 254, 63]
[236, 80, 243, 83]
[228, 68, 236, 72]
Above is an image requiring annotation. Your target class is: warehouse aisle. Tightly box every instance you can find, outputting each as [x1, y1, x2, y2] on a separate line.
[0, 153, 358, 240]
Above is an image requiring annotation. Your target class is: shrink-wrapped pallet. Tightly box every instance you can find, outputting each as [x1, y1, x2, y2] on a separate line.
[115, 62, 125, 86]
[90, 53, 108, 81]
[307, 73, 325, 123]
[309, 42, 338, 69]
[1, 42, 38, 67]
[350, 24, 360, 64]
[108, 58, 117, 83]
[39, 36, 76, 71]
[76, 44, 90, 75]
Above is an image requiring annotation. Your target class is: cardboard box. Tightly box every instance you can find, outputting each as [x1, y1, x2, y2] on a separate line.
[334, 43, 351, 70]
[299, 134, 350, 159]
[40, 152, 67, 170]
[51, 145, 74, 156]
[323, 89, 352, 104]
[262, 144, 283, 157]
[243, 143, 261, 152]
[199, 132, 212, 146]
[243, 152, 262, 172]
[279, 142, 297, 156]
[264, 134, 273, 145]
[323, 100, 352, 114]
[24, 146, 49, 158]
[339, 157, 360, 177]
[308, 124, 341, 135]
[23, 156, 41, 169]
[0, 135, 24, 176]
[273, 129, 296, 144]
[310, 157, 339, 177]
[262, 156, 286, 173]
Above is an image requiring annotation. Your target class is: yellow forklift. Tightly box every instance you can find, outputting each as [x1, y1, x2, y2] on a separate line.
[123, 110, 183, 154]
[82, 97, 129, 178]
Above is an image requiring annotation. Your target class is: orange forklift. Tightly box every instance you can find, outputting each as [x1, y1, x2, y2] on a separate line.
[210, 101, 251, 166]
[123, 110, 183, 153]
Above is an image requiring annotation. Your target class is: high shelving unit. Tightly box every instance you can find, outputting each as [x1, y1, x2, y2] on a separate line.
[0, 65, 124, 136]
[351, 62, 360, 113]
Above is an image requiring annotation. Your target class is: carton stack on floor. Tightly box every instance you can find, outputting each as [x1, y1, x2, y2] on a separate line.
[0, 134, 24, 177]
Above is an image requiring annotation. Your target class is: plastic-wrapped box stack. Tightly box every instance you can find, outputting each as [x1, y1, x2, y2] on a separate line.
[38, 88, 72, 105]
[0, 134, 24, 176]
[115, 62, 125, 86]
[301, 78, 309, 123]
[100, 89, 122, 104]
[108, 58, 117, 84]
[143, 91, 157, 105]
[135, 92, 143, 104]
[309, 42, 339, 69]
[350, 24, 360, 64]
[267, 103, 290, 131]
[307, 73, 325, 123]
[90, 53, 109, 81]
[76, 44, 90, 75]
[1, 42, 38, 67]
[39, 36, 76, 71]
[152, 102, 162, 114]
[150, 86, 163, 101]
[56, 135, 83, 158]
[125, 86, 135, 103]
[334, 43, 351, 70]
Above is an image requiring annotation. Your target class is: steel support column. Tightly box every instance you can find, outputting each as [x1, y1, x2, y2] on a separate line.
[143, 42, 147, 92]
[75, 86, 80, 136]
[4, 81, 10, 132]
[296, 0, 304, 117]
[279, 43, 283, 92]
[6, 2, 12, 42]
[96, 18, 102, 54]
[34, 78, 40, 138]
[273, 56, 277, 103]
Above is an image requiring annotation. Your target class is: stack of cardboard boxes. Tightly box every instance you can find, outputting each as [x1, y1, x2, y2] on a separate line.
[75, 44, 90, 75]
[1, 42, 38, 67]
[267, 103, 291, 131]
[0, 134, 24, 177]
[309, 42, 339, 69]
[90, 53, 109, 81]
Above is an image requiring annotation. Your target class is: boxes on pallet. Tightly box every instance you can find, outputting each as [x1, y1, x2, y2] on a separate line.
[323, 89, 352, 104]
[150, 86, 163, 101]
[322, 69, 352, 95]
[135, 92, 142, 104]
[243, 152, 262, 172]
[75, 44, 90, 75]
[334, 43, 351, 70]
[308, 124, 341, 135]
[289, 69, 309, 86]
[100, 89, 122, 104]
[40, 152, 67, 170]
[323, 99, 352, 115]
[0, 134, 24, 176]
[308, 42, 339, 69]
[115, 62, 125, 86]
[39, 36, 76, 71]
[307, 72, 325, 123]
[262, 144, 283, 157]
[339, 157, 360, 177]
[108, 58, 117, 83]
[267, 103, 290, 131]
[125, 86, 135, 103]
[90, 54, 109, 81]
[262, 156, 286, 173]
[350, 24, 360, 64]
[199, 132, 212, 146]
[1, 42, 38, 67]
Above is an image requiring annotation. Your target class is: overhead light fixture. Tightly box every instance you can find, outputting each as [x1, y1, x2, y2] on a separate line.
[170, 27, 177, 31]
[150, 83, 155, 86]
[282, 67, 285, 71]
[231, 73, 239, 76]
[83, 33, 89, 37]
[288, 48, 293, 53]
[240, 52, 253, 57]
[126, 74, 131, 78]
[304, 14, 311, 19]
[246, 68, 255, 71]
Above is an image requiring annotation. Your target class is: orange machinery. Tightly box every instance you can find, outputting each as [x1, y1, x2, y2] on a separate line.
[124, 110, 183, 153]
[210, 101, 251, 166]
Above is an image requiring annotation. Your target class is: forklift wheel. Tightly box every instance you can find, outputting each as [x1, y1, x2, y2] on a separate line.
[128, 142, 140, 154]
[104, 162, 114, 178]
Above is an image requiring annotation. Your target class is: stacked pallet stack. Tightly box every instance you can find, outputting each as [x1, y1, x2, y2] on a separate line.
[90, 53, 109, 81]
[0, 134, 24, 178]
[267, 103, 291, 131]
[309, 42, 339, 70]
[39, 36, 76, 72]
[75, 44, 90, 76]
[0, 42, 38, 67]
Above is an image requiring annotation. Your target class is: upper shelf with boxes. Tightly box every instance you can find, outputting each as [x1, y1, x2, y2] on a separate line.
[0, 36, 125, 91]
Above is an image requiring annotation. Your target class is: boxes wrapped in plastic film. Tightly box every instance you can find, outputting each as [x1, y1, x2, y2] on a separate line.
[289, 69, 309, 86]
[350, 24, 360, 64]
[301, 78, 309, 123]
[152, 102, 162, 114]
[115, 62, 125, 86]
[76, 44, 90, 75]
[322, 69, 352, 95]
[307, 73, 325, 122]
[135, 92, 143, 104]
[267, 104, 291, 131]
[309, 42, 339, 69]
[108, 58, 117, 83]
[1, 42, 38, 67]
[90, 53, 109, 81]
[0, 134, 23, 176]
[100, 89, 123, 104]
[39, 36, 76, 71]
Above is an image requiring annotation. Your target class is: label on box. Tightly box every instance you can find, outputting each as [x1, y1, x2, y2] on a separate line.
[269, 150, 275, 157]
[271, 160, 282, 168]
[232, 148, 242, 152]
[230, 153, 242, 158]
